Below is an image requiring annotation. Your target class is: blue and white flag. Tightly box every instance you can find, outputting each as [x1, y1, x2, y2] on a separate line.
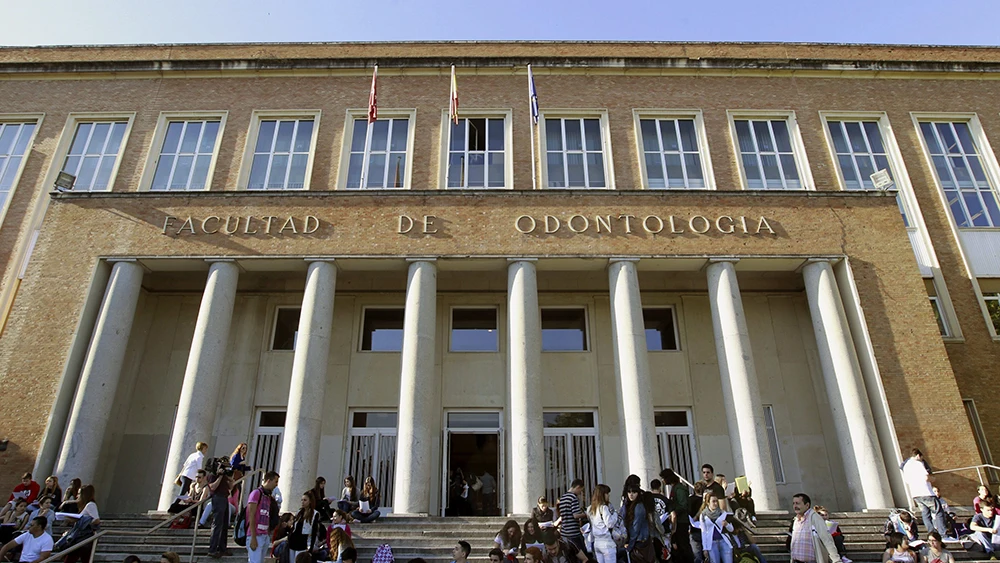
[527, 64, 539, 124]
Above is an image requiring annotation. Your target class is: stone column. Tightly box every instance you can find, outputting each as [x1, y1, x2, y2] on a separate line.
[802, 258, 893, 510]
[393, 259, 437, 514]
[705, 259, 780, 511]
[508, 259, 544, 515]
[279, 260, 337, 501]
[157, 259, 240, 510]
[607, 259, 659, 482]
[55, 259, 144, 485]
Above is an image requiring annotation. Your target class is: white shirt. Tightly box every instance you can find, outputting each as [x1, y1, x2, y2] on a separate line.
[902, 457, 934, 498]
[181, 451, 204, 480]
[15, 531, 53, 562]
[80, 501, 100, 521]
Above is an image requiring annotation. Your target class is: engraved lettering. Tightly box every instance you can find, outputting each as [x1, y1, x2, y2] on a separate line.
[162, 216, 176, 235]
[515, 215, 536, 234]
[201, 216, 221, 234]
[642, 215, 664, 234]
[568, 215, 589, 233]
[595, 215, 612, 233]
[177, 217, 196, 235]
[669, 215, 684, 234]
[398, 214, 414, 234]
[757, 216, 775, 235]
[544, 215, 561, 234]
[689, 215, 710, 234]
[304, 215, 319, 234]
[422, 215, 438, 234]
[279, 216, 298, 234]
[243, 216, 258, 235]
[715, 215, 735, 234]
[618, 214, 636, 234]
[739, 216, 749, 234]
[262, 216, 278, 235]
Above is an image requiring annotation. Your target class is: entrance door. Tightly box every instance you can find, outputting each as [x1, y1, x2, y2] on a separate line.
[345, 411, 398, 510]
[543, 411, 601, 505]
[442, 411, 503, 517]
[655, 409, 699, 484]
[248, 410, 285, 492]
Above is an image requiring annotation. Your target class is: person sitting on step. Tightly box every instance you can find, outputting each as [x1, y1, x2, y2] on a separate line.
[349, 477, 381, 523]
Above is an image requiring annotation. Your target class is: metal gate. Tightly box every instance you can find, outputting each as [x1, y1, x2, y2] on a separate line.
[543, 411, 601, 504]
[655, 409, 698, 484]
[248, 410, 285, 492]
[345, 412, 398, 509]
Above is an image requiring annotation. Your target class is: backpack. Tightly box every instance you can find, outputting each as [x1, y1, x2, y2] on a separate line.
[372, 544, 395, 563]
[235, 487, 269, 547]
[54, 515, 97, 551]
[733, 547, 760, 563]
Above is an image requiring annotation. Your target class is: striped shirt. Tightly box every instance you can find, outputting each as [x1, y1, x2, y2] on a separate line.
[790, 509, 817, 563]
[559, 491, 583, 538]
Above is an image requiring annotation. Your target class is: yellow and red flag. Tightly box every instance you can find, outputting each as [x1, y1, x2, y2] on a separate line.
[368, 65, 378, 123]
[449, 65, 459, 125]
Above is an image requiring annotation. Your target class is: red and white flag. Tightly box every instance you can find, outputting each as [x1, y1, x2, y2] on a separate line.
[368, 65, 378, 123]
[449, 65, 459, 125]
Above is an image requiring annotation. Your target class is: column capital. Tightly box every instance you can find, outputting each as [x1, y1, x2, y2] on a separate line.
[707, 257, 740, 264]
[302, 257, 336, 263]
[507, 257, 538, 263]
[608, 257, 640, 266]
[405, 257, 437, 263]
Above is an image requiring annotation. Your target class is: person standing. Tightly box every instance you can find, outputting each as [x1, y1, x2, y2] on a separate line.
[558, 479, 587, 552]
[698, 493, 732, 563]
[178, 442, 209, 497]
[206, 466, 232, 558]
[789, 493, 838, 563]
[699, 466, 727, 511]
[901, 449, 949, 539]
[587, 485, 619, 563]
[0, 517, 52, 563]
[247, 472, 280, 563]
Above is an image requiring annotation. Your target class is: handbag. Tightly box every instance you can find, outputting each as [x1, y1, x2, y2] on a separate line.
[606, 508, 627, 548]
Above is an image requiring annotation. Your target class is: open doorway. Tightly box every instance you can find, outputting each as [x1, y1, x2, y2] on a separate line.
[443, 411, 503, 516]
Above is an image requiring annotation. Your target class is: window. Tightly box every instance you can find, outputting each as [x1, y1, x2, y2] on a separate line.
[918, 120, 1000, 228]
[361, 308, 405, 351]
[541, 308, 588, 351]
[271, 307, 301, 350]
[924, 279, 950, 337]
[450, 307, 499, 352]
[733, 116, 805, 190]
[827, 119, 910, 226]
[638, 118, 706, 189]
[643, 308, 679, 351]
[150, 119, 221, 191]
[655, 409, 698, 483]
[446, 117, 507, 188]
[544, 117, 608, 188]
[345, 117, 410, 189]
[964, 399, 999, 482]
[984, 292, 1000, 334]
[247, 118, 315, 190]
[62, 121, 129, 191]
[543, 412, 595, 428]
[0, 121, 38, 213]
[762, 405, 785, 483]
[352, 411, 398, 428]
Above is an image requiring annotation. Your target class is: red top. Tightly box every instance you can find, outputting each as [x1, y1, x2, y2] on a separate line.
[8, 481, 39, 505]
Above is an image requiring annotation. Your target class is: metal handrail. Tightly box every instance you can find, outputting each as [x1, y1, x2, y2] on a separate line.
[38, 468, 263, 563]
[930, 463, 1000, 486]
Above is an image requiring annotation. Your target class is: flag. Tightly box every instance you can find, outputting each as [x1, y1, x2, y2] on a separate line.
[527, 64, 539, 125]
[368, 65, 378, 123]
[449, 65, 459, 125]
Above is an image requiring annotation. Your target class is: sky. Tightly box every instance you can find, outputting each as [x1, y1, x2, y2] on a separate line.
[3, 0, 1000, 47]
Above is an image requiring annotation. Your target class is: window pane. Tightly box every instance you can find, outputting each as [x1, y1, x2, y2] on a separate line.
[678, 120, 698, 152]
[190, 155, 212, 190]
[63, 155, 80, 176]
[771, 120, 792, 152]
[780, 154, 800, 187]
[170, 155, 193, 189]
[546, 153, 564, 188]
[565, 119, 582, 151]
[274, 121, 295, 153]
[200, 121, 220, 153]
[685, 154, 704, 187]
[346, 153, 363, 189]
[742, 154, 762, 189]
[467, 118, 486, 151]
[587, 153, 605, 187]
[864, 122, 885, 153]
[247, 154, 269, 189]
[541, 308, 587, 351]
[389, 153, 406, 187]
[447, 153, 464, 187]
[735, 121, 754, 153]
[566, 153, 585, 187]
[488, 119, 504, 150]
[293, 120, 313, 152]
[12, 124, 34, 155]
[180, 122, 202, 154]
[106, 123, 126, 154]
[0, 127, 17, 155]
[955, 122, 977, 153]
[855, 155, 875, 186]
[272, 308, 301, 350]
[468, 153, 485, 187]
[845, 122, 866, 153]
[370, 120, 389, 151]
[255, 121, 276, 152]
[288, 154, 308, 189]
[350, 119, 367, 152]
[352, 412, 398, 428]
[0, 157, 19, 190]
[654, 411, 688, 427]
[86, 123, 110, 155]
[362, 309, 405, 351]
[93, 156, 116, 191]
[664, 153, 683, 184]
[645, 153, 665, 188]
[450, 120, 465, 151]
[640, 120, 659, 151]
[448, 412, 501, 429]
[659, 120, 679, 152]
[644, 308, 677, 351]
[268, 154, 289, 188]
[488, 153, 504, 188]
[162, 122, 183, 154]
[761, 154, 782, 187]
[828, 122, 849, 153]
[839, 155, 859, 189]
[151, 157, 173, 190]
[77, 156, 99, 189]
[545, 119, 562, 150]
[69, 123, 92, 155]
[937, 123, 959, 154]
[390, 119, 409, 151]
[919, 122, 941, 154]
[753, 121, 774, 152]
[543, 412, 595, 428]
[451, 308, 498, 352]
[583, 119, 602, 151]
[366, 153, 386, 188]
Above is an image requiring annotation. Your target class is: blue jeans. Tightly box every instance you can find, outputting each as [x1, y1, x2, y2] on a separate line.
[350, 509, 381, 523]
[913, 496, 948, 537]
[247, 534, 270, 563]
[706, 540, 733, 563]
[972, 531, 1000, 554]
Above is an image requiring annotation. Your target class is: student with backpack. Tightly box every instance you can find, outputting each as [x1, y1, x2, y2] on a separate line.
[244, 471, 280, 563]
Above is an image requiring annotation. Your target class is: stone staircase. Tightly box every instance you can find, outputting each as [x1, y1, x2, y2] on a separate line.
[63, 511, 987, 563]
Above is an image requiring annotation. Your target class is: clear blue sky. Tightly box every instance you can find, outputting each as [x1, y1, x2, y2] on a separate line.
[4, 0, 1000, 47]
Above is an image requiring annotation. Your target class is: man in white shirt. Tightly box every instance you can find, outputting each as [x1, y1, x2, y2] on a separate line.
[179, 441, 209, 496]
[901, 448, 949, 539]
[0, 517, 53, 563]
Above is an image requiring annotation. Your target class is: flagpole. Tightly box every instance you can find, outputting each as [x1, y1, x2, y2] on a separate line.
[527, 64, 538, 191]
[360, 64, 377, 188]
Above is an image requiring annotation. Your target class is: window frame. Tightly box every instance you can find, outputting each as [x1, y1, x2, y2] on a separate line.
[539, 109, 615, 190]
[0, 114, 44, 229]
[924, 278, 952, 338]
[642, 306, 681, 352]
[53, 112, 136, 193]
[237, 109, 321, 191]
[138, 111, 228, 192]
[437, 109, 514, 190]
[269, 305, 302, 351]
[358, 305, 407, 352]
[632, 110, 716, 190]
[448, 305, 501, 353]
[762, 404, 786, 484]
[539, 305, 591, 353]
[338, 108, 417, 190]
[727, 110, 814, 191]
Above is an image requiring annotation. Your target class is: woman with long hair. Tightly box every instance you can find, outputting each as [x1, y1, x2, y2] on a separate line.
[620, 474, 641, 512]
[289, 491, 324, 563]
[337, 476, 358, 513]
[625, 483, 658, 563]
[698, 492, 733, 563]
[312, 477, 332, 521]
[494, 519, 522, 558]
[328, 527, 355, 563]
[63, 485, 100, 563]
[35, 476, 61, 509]
[29, 496, 56, 535]
[0, 500, 29, 543]
[270, 512, 294, 563]
[60, 478, 82, 513]
[229, 443, 251, 498]
[350, 477, 381, 523]
[327, 509, 352, 538]
[882, 532, 918, 563]
[975, 485, 995, 514]
[520, 518, 543, 554]
[587, 484, 621, 563]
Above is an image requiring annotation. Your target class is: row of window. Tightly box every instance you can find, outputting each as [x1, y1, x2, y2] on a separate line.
[271, 305, 679, 353]
[3, 110, 1000, 229]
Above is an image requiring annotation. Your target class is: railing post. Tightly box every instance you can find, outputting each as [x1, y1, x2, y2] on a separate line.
[191, 502, 201, 563]
[978, 467, 984, 486]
